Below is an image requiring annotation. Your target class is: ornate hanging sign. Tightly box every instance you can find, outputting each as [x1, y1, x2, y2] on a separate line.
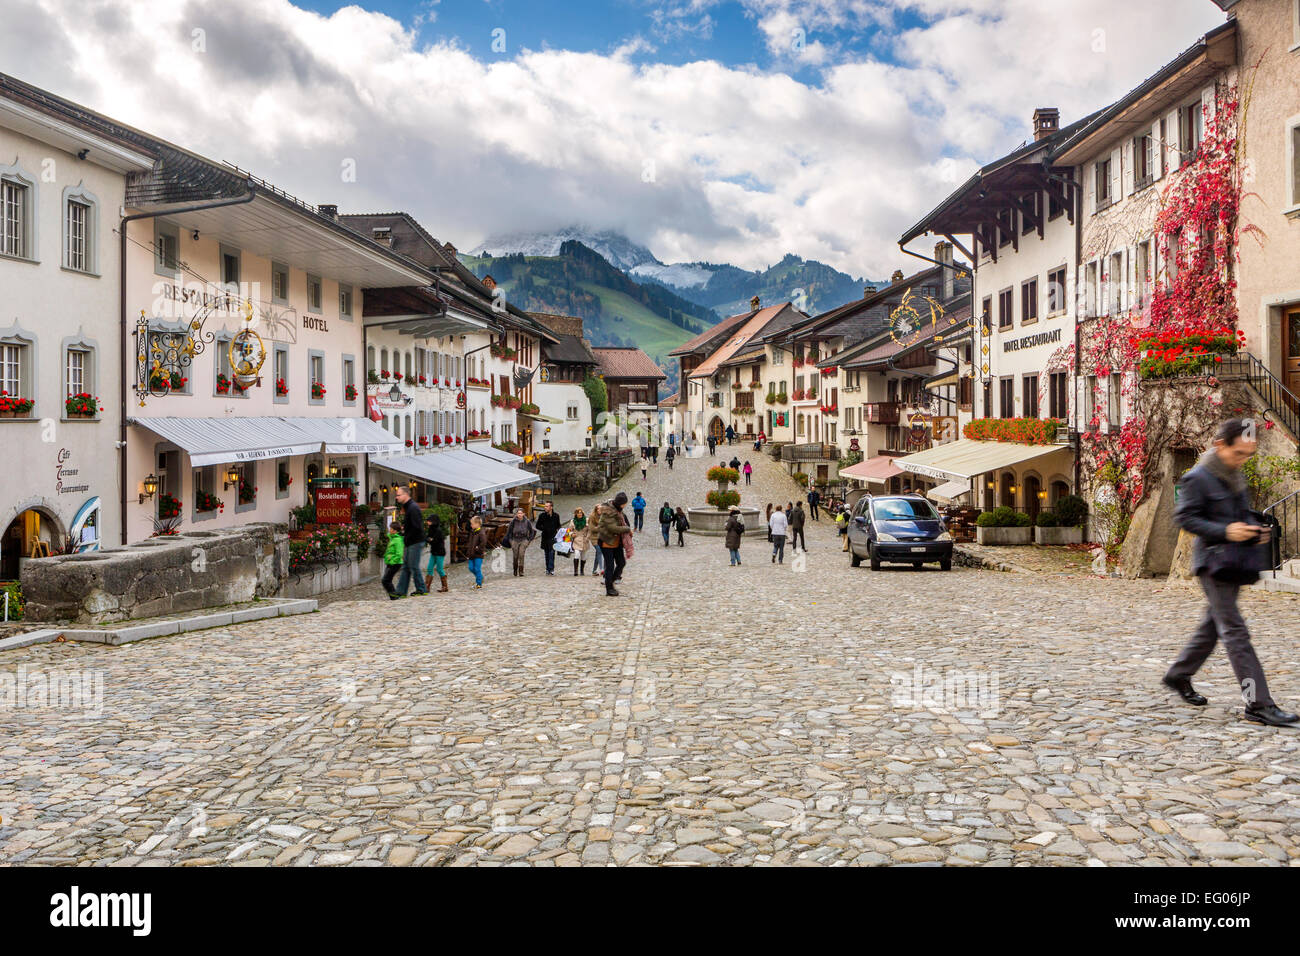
[135, 297, 264, 406]
[889, 288, 946, 346]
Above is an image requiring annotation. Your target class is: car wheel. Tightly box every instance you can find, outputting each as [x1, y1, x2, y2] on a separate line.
[850, 550, 862, 568]
[939, 557, 952, 571]
[869, 546, 881, 571]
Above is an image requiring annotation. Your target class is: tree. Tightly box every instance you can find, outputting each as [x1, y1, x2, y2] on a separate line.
[583, 374, 607, 427]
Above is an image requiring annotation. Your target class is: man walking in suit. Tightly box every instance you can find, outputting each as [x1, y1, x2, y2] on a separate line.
[807, 487, 821, 521]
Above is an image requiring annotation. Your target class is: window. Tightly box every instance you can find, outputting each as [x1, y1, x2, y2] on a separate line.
[66, 349, 85, 396]
[272, 262, 289, 303]
[1085, 261, 1099, 317]
[1134, 133, 1154, 187]
[2, 343, 24, 397]
[306, 274, 322, 313]
[276, 459, 291, 500]
[1023, 374, 1039, 419]
[1048, 187, 1066, 221]
[65, 199, 90, 271]
[274, 345, 289, 404]
[772, 349, 783, 365]
[566, 401, 579, 420]
[154, 221, 179, 275]
[999, 377, 1015, 419]
[1, 174, 33, 259]
[220, 246, 240, 287]
[981, 296, 992, 331]
[982, 381, 992, 418]
[1047, 266, 1067, 314]
[1167, 232, 1181, 286]
[339, 284, 353, 319]
[1179, 102, 1203, 162]
[1048, 372, 1068, 420]
[1108, 373, 1122, 428]
[998, 288, 1014, 330]
[1108, 252, 1124, 315]
[1021, 278, 1039, 325]
[997, 208, 1014, 247]
[1135, 241, 1151, 310]
[1095, 158, 1112, 208]
[309, 352, 325, 404]
[342, 357, 355, 403]
[1290, 120, 1300, 209]
[1020, 192, 1039, 236]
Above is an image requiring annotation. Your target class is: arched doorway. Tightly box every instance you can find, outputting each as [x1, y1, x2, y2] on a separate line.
[1050, 479, 1070, 505]
[1024, 474, 1042, 522]
[709, 416, 725, 441]
[1000, 472, 1016, 509]
[2, 507, 63, 580]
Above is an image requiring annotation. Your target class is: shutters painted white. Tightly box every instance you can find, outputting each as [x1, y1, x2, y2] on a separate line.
[1122, 140, 1134, 196]
[1109, 148, 1121, 204]
[1167, 109, 1182, 172]
[1201, 86, 1216, 124]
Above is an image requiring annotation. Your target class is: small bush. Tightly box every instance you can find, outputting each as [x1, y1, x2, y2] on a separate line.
[1054, 494, 1088, 528]
[1035, 511, 1060, 527]
[792, 471, 809, 488]
[976, 506, 1032, 528]
[706, 489, 741, 509]
[2, 581, 24, 621]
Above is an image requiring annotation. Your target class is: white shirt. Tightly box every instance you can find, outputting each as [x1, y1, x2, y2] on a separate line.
[769, 511, 789, 536]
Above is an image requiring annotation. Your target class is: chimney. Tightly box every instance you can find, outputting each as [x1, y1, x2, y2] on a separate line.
[863, 284, 876, 298]
[318, 204, 338, 220]
[750, 295, 761, 311]
[934, 240, 954, 302]
[1032, 107, 1060, 141]
[483, 274, 497, 291]
[891, 269, 904, 284]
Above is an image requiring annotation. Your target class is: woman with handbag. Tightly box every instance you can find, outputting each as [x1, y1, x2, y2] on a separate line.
[1164, 418, 1296, 726]
[566, 508, 591, 576]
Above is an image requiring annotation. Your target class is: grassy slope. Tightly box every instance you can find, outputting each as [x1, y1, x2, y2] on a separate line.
[576, 282, 692, 367]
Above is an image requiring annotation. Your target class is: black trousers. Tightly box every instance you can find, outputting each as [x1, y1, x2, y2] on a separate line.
[601, 544, 626, 590]
[381, 563, 401, 594]
[809, 501, 819, 520]
[1167, 575, 1273, 707]
[791, 527, 806, 550]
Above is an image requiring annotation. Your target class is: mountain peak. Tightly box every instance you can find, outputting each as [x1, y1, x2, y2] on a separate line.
[473, 226, 660, 272]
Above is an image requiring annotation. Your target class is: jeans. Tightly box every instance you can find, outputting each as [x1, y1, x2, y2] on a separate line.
[467, 557, 483, 586]
[382, 563, 401, 594]
[425, 554, 445, 576]
[601, 544, 625, 590]
[633, 510, 645, 531]
[772, 534, 786, 563]
[809, 501, 819, 520]
[661, 522, 671, 546]
[1167, 575, 1273, 707]
[791, 527, 806, 551]
[397, 541, 426, 595]
[543, 545, 555, 573]
[729, 548, 741, 565]
[593, 547, 604, 574]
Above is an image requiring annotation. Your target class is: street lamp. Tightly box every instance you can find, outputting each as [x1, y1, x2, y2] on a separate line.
[139, 473, 159, 504]
[388, 384, 402, 402]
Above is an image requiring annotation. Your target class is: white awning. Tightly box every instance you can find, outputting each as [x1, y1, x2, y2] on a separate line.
[927, 479, 972, 502]
[130, 416, 403, 466]
[378, 450, 538, 497]
[280, 417, 404, 455]
[468, 443, 525, 466]
[896, 439, 1071, 482]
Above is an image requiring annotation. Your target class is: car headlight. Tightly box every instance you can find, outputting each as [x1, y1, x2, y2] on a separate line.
[936, 531, 952, 541]
[876, 532, 898, 542]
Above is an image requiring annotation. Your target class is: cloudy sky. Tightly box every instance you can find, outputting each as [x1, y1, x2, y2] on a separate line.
[3, 0, 1224, 275]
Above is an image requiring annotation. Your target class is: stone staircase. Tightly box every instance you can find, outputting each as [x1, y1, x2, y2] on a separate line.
[1253, 558, 1300, 595]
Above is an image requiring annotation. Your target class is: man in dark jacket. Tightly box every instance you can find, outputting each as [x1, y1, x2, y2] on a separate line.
[1164, 418, 1296, 726]
[594, 492, 631, 595]
[724, 507, 745, 566]
[807, 487, 821, 520]
[658, 501, 675, 547]
[535, 501, 563, 575]
[789, 502, 807, 551]
[394, 486, 428, 596]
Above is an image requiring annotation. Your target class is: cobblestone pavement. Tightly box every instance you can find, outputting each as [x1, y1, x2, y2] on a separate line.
[3, 445, 1300, 866]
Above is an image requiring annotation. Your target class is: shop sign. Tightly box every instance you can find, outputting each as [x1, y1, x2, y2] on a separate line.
[314, 486, 353, 524]
[55, 447, 90, 496]
[302, 315, 329, 332]
[368, 383, 412, 409]
[1002, 327, 1062, 352]
[900, 461, 964, 482]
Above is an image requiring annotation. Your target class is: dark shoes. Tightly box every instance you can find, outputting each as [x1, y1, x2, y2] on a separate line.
[1245, 704, 1300, 727]
[1162, 675, 1207, 706]
[606, 587, 620, 597]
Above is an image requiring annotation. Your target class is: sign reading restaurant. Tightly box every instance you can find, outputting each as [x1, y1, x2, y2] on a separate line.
[1002, 327, 1062, 352]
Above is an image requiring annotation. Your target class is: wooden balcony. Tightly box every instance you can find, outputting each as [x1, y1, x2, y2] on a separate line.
[780, 442, 839, 462]
[866, 402, 901, 424]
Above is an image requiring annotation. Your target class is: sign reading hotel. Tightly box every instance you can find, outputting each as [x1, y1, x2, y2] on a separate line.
[1003, 327, 1062, 352]
[314, 486, 353, 524]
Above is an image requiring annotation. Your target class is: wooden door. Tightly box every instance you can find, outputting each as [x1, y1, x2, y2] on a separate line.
[1285, 309, 1300, 407]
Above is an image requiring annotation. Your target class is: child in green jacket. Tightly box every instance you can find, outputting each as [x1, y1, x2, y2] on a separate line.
[382, 523, 405, 599]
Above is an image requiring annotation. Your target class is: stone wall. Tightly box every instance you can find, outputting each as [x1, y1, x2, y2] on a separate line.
[535, 449, 636, 496]
[21, 523, 289, 624]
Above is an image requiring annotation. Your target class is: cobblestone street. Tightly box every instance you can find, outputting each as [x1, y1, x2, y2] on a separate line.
[3, 447, 1300, 866]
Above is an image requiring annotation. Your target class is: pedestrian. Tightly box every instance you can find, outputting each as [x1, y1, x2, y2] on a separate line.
[536, 500, 562, 575]
[465, 515, 487, 589]
[651, 444, 659, 464]
[729, 455, 741, 472]
[765, 503, 773, 541]
[658, 500, 674, 547]
[631, 491, 647, 532]
[789, 500, 806, 551]
[594, 492, 631, 596]
[743, 460, 753, 485]
[674, 506, 690, 546]
[590, 503, 606, 577]
[725, 506, 745, 566]
[666, 445, 676, 470]
[770, 503, 788, 564]
[707, 435, 716, 457]
[382, 520, 405, 599]
[808, 487, 821, 521]
[725, 424, 735, 445]
[758, 430, 766, 448]
[641, 459, 648, 482]
[566, 507, 591, 576]
[1163, 418, 1297, 726]
[424, 512, 449, 593]
[394, 485, 428, 596]
[505, 507, 537, 576]
[668, 432, 676, 451]
[837, 504, 851, 551]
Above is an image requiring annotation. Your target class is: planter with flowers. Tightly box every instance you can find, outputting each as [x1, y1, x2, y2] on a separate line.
[275, 378, 289, 397]
[158, 493, 182, 520]
[195, 489, 224, 514]
[430, 435, 442, 446]
[279, 471, 293, 492]
[0, 392, 35, 418]
[65, 393, 99, 418]
[238, 480, 257, 506]
[418, 374, 427, 385]
[519, 402, 540, 416]
[418, 435, 430, 448]
[963, 417, 1061, 445]
[1134, 326, 1243, 380]
[819, 404, 838, 416]
[345, 384, 358, 401]
[405, 439, 414, 448]
[404, 374, 416, 386]
[444, 434, 455, 446]
[494, 441, 523, 456]
[150, 369, 187, 391]
[379, 369, 391, 381]
[311, 381, 327, 400]
[368, 370, 381, 384]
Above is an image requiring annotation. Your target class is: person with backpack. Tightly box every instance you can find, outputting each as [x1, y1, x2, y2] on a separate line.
[565, 507, 591, 576]
[505, 508, 537, 577]
[465, 515, 487, 590]
[725, 507, 745, 566]
[424, 512, 449, 593]
[594, 492, 632, 596]
[674, 506, 690, 546]
[382, 521, 405, 599]
[658, 501, 675, 547]
[836, 505, 851, 551]
[1163, 418, 1297, 726]
[631, 492, 647, 532]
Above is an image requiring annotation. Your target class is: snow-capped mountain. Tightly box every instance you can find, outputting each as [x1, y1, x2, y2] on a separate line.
[627, 261, 715, 290]
[473, 227, 660, 273]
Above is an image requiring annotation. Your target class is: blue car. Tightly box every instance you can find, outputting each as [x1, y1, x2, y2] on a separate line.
[847, 494, 953, 571]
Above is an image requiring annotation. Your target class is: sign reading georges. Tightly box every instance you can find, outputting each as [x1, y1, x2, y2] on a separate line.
[314, 486, 353, 524]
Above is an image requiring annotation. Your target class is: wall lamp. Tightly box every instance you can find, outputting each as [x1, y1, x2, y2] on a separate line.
[224, 467, 241, 490]
[139, 473, 159, 504]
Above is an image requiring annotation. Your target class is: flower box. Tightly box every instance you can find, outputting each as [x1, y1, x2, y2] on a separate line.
[1034, 525, 1083, 545]
[345, 384, 358, 401]
[976, 525, 1032, 546]
[311, 381, 327, 400]
[963, 417, 1061, 445]
[276, 378, 289, 396]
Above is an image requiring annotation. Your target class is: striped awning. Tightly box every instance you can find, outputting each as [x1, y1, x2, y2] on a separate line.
[469, 443, 525, 466]
[896, 439, 1070, 482]
[128, 416, 393, 467]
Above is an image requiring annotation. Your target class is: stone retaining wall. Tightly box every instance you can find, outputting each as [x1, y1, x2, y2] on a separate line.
[21, 524, 289, 624]
[536, 449, 636, 496]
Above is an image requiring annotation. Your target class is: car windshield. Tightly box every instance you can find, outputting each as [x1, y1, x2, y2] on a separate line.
[872, 498, 938, 521]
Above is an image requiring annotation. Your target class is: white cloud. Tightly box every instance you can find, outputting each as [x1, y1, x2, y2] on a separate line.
[2, 0, 1224, 279]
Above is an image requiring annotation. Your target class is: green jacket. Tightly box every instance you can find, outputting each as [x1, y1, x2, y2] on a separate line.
[383, 533, 405, 565]
[593, 507, 630, 548]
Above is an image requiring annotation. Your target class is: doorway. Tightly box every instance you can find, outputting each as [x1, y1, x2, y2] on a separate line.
[2, 508, 61, 580]
[1024, 474, 1042, 522]
[1000, 472, 1016, 509]
[1285, 308, 1300, 410]
[709, 416, 725, 441]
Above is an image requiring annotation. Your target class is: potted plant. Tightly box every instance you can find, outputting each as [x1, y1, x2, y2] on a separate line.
[150, 369, 186, 391]
[276, 378, 289, 396]
[975, 506, 1033, 545]
[380, 368, 391, 380]
[1034, 494, 1087, 544]
[65, 393, 99, 417]
[418, 374, 427, 385]
[238, 480, 257, 505]
[311, 381, 327, 400]
[157, 492, 182, 520]
[195, 489, 224, 513]
[0, 391, 35, 418]
[706, 465, 741, 511]
[345, 383, 358, 401]
[368, 370, 381, 385]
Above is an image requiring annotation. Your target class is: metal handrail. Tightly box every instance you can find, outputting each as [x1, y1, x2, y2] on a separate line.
[1263, 487, 1300, 577]
[1219, 353, 1300, 440]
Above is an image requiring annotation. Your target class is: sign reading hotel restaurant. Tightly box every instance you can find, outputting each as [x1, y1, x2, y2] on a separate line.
[1002, 327, 1062, 352]
[314, 486, 353, 524]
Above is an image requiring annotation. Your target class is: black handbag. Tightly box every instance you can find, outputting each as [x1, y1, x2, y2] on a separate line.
[1206, 508, 1273, 584]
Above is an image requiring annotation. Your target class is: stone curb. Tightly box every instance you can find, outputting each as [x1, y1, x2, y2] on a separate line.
[0, 599, 318, 651]
[953, 545, 1025, 574]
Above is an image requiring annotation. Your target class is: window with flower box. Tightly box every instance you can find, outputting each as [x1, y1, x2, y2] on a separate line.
[309, 351, 325, 404]
[274, 346, 289, 404]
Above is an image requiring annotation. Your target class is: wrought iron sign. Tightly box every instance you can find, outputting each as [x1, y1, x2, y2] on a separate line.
[135, 298, 265, 407]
